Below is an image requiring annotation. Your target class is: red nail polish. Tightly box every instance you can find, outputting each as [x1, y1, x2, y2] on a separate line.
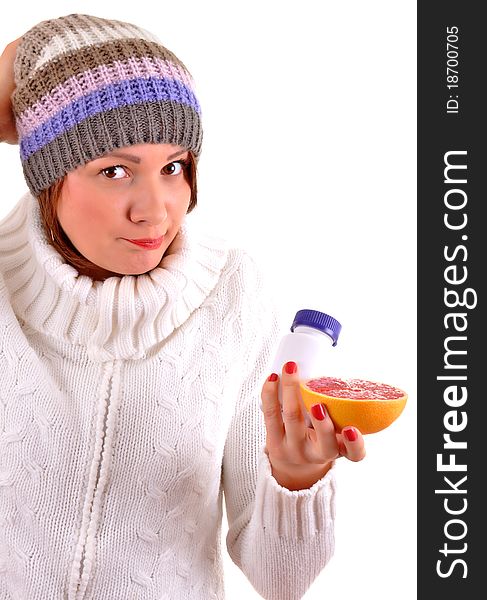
[284, 361, 297, 374]
[311, 403, 326, 421]
[344, 427, 357, 442]
[268, 373, 278, 382]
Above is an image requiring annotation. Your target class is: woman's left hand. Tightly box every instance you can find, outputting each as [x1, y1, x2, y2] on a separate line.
[261, 361, 366, 490]
[0, 37, 21, 144]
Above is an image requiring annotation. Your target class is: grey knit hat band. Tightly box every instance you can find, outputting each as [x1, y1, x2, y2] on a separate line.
[12, 14, 202, 197]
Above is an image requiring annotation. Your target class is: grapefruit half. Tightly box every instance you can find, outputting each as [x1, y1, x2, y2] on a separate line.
[300, 376, 408, 434]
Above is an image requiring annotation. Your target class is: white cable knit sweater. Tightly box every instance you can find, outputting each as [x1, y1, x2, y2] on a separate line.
[0, 193, 336, 600]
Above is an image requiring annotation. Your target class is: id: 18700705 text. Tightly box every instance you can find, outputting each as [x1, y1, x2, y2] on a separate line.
[446, 26, 459, 114]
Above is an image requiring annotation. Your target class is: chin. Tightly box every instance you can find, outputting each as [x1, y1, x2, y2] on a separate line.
[123, 256, 165, 276]
[90, 247, 166, 279]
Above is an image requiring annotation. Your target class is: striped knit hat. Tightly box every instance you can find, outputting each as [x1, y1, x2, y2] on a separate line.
[12, 13, 202, 197]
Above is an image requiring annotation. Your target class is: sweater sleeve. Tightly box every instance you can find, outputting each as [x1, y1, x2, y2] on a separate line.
[222, 252, 336, 600]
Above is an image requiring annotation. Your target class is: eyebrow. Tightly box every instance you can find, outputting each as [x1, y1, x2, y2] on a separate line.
[100, 148, 188, 164]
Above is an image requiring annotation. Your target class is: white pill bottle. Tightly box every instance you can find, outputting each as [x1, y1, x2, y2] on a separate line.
[270, 309, 342, 426]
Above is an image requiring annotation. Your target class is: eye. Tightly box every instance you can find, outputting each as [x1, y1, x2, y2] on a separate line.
[162, 161, 184, 176]
[100, 165, 128, 180]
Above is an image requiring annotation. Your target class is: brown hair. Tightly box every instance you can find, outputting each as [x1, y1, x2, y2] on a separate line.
[36, 151, 198, 277]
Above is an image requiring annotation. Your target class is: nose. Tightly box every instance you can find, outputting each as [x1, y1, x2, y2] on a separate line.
[129, 177, 169, 225]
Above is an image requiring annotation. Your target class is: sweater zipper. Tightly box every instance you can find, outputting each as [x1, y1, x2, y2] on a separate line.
[68, 361, 118, 600]
[77, 374, 112, 594]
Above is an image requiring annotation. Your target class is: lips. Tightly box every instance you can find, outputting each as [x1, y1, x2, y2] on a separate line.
[128, 237, 164, 244]
[124, 236, 164, 249]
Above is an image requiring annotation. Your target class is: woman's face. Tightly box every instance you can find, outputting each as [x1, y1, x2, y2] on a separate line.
[56, 143, 192, 280]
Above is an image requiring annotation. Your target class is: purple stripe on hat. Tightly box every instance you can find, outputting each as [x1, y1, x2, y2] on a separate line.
[20, 77, 200, 160]
[17, 56, 196, 137]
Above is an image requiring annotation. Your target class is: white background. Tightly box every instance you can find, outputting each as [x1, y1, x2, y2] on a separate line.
[0, 1, 417, 598]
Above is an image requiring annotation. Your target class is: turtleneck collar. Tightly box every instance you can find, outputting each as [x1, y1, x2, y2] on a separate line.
[0, 192, 229, 362]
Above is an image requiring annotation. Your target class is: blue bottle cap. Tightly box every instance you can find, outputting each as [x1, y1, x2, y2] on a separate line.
[291, 309, 342, 346]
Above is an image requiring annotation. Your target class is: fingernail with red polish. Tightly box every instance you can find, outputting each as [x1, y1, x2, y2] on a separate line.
[284, 361, 297, 374]
[311, 403, 327, 421]
[344, 427, 358, 442]
[268, 373, 278, 382]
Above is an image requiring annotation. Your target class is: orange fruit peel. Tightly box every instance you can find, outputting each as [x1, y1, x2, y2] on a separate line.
[299, 376, 408, 434]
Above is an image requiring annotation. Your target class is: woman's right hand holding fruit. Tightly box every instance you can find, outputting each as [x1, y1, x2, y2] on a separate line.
[0, 37, 21, 144]
[261, 362, 366, 491]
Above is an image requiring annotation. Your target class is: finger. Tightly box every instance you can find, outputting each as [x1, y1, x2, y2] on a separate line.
[261, 373, 285, 449]
[338, 426, 366, 462]
[280, 361, 306, 442]
[309, 403, 340, 460]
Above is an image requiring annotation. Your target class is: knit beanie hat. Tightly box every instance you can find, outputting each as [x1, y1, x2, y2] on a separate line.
[12, 13, 202, 197]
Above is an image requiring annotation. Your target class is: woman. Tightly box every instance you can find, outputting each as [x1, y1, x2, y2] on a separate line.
[0, 14, 365, 599]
